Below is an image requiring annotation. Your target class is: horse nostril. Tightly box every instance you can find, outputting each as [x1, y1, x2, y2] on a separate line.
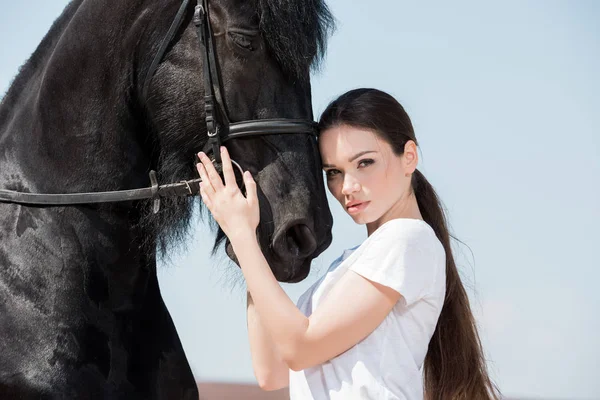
[275, 223, 317, 259]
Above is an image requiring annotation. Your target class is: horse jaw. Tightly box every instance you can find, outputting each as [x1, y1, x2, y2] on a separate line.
[224, 239, 312, 284]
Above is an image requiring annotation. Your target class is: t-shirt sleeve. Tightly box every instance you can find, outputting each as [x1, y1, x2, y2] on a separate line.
[348, 221, 441, 306]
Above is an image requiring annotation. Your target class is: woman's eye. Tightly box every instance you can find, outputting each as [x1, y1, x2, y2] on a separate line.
[358, 159, 374, 168]
[229, 32, 255, 51]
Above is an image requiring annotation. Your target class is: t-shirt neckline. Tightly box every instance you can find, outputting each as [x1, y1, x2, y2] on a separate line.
[341, 218, 432, 261]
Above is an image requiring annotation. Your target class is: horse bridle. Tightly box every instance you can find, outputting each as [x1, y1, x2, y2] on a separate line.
[0, 0, 319, 213]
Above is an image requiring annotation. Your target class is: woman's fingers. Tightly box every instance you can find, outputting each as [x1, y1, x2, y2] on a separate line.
[197, 152, 224, 190]
[199, 182, 213, 209]
[196, 162, 214, 191]
[196, 162, 216, 210]
[244, 171, 258, 207]
[219, 147, 237, 188]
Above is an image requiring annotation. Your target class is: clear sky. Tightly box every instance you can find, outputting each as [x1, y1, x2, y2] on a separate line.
[1, 1, 598, 399]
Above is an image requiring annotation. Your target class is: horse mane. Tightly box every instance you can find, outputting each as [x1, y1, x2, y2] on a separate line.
[257, 0, 335, 80]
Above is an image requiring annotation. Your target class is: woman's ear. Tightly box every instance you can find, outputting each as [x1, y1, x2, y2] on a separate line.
[403, 140, 418, 174]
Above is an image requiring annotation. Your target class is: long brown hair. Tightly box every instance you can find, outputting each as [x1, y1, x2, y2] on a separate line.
[319, 88, 500, 399]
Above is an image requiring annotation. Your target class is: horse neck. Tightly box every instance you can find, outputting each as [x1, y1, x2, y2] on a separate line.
[0, 0, 153, 198]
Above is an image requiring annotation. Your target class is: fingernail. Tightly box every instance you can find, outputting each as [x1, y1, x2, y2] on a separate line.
[220, 146, 225, 153]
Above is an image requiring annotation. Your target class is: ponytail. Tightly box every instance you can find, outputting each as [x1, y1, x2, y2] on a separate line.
[413, 170, 500, 400]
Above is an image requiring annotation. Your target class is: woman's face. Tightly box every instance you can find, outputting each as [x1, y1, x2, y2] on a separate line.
[319, 124, 418, 228]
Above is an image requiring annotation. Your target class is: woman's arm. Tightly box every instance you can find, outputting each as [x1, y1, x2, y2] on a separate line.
[196, 148, 401, 372]
[246, 290, 290, 391]
[232, 233, 400, 372]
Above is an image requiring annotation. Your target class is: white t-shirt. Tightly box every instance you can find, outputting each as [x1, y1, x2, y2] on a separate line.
[289, 218, 446, 400]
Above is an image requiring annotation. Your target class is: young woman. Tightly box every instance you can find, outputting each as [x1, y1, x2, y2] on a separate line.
[196, 88, 499, 399]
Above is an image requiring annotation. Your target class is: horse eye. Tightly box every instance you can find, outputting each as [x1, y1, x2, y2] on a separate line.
[228, 31, 255, 51]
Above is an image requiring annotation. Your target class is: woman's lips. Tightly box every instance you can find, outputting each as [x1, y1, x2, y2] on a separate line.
[347, 201, 370, 214]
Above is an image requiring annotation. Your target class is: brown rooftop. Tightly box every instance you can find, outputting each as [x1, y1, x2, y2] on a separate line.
[198, 382, 289, 400]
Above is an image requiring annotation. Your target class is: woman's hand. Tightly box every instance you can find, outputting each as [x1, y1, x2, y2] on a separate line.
[196, 146, 260, 242]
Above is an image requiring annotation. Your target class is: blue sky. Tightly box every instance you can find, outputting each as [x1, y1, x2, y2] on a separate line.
[1, 1, 598, 399]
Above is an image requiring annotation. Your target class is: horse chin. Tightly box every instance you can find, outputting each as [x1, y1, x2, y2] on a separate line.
[224, 239, 312, 283]
[284, 261, 311, 283]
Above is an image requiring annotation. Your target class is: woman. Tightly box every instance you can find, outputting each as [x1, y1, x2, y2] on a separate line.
[196, 88, 499, 399]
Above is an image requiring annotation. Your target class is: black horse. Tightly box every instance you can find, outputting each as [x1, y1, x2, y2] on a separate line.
[0, 0, 334, 398]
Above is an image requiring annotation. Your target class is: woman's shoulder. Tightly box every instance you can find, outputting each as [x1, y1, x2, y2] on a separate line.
[371, 218, 437, 245]
[360, 218, 445, 265]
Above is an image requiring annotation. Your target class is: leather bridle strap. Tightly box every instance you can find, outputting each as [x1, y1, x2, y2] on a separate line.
[227, 119, 318, 139]
[194, 0, 229, 163]
[0, 171, 200, 212]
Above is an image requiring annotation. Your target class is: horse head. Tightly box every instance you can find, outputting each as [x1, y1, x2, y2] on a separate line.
[141, 0, 335, 282]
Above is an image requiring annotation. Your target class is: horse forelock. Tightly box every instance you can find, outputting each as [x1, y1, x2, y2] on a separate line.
[256, 0, 336, 80]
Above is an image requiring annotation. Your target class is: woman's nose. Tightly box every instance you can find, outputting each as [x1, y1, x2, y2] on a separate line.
[341, 174, 361, 195]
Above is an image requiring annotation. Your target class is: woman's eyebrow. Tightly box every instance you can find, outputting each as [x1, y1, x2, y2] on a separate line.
[322, 150, 377, 168]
